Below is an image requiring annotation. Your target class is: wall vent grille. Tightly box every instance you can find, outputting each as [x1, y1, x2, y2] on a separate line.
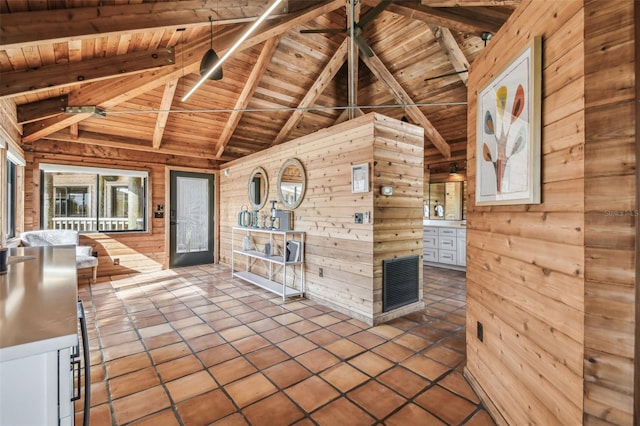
[383, 255, 419, 312]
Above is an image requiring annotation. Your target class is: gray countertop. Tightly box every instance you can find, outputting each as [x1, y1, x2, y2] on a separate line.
[0, 246, 78, 362]
[423, 220, 466, 227]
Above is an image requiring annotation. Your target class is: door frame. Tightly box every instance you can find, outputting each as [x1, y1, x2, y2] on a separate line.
[164, 166, 219, 269]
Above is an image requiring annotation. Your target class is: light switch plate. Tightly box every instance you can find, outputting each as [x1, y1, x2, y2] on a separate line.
[354, 213, 363, 224]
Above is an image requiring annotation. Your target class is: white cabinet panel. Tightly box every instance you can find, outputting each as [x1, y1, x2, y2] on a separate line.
[423, 248, 438, 262]
[423, 225, 466, 270]
[457, 237, 467, 266]
[423, 236, 437, 248]
[438, 250, 457, 265]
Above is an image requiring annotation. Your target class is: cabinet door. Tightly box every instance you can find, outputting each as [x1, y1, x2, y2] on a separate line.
[438, 250, 457, 265]
[438, 236, 456, 251]
[438, 228, 457, 237]
[423, 236, 437, 248]
[457, 237, 466, 266]
[423, 248, 438, 262]
[423, 227, 438, 236]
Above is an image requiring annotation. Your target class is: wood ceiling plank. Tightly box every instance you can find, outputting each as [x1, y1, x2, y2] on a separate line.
[215, 36, 282, 158]
[271, 36, 348, 146]
[152, 79, 178, 149]
[21, 0, 344, 143]
[1, 47, 175, 98]
[422, 0, 519, 7]
[427, 24, 470, 86]
[359, 48, 451, 159]
[362, 0, 500, 35]
[0, 0, 290, 49]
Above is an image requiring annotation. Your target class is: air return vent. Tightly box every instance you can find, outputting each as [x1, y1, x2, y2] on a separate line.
[383, 255, 419, 312]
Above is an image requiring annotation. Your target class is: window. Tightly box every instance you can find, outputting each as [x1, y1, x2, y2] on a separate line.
[6, 159, 16, 239]
[40, 164, 148, 232]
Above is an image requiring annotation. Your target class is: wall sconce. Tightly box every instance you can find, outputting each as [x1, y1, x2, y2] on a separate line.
[381, 186, 393, 196]
[223, 169, 230, 177]
[450, 163, 458, 175]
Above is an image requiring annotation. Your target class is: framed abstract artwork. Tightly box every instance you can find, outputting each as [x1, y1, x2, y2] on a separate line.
[476, 36, 542, 205]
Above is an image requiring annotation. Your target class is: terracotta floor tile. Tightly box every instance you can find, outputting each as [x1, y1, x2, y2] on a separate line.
[84, 403, 112, 426]
[465, 409, 497, 426]
[165, 370, 218, 402]
[440, 335, 466, 353]
[401, 354, 450, 381]
[372, 341, 415, 363]
[89, 381, 109, 407]
[296, 348, 340, 374]
[177, 389, 236, 426]
[411, 325, 449, 342]
[242, 392, 305, 425]
[178, 323, 215, 340]
[165, 309, 195, 322]
[219, 325, 256, 342]
[102, 339, 145, 362]
[305, 329, 341, 346]
[384, 403, 446, 426]
[278, 336, 317, 357]
[263, 359, 312, 389]
[109, 367, 160, 399]
[423, 344, 466, 367]
[112, 385, 170, 424]
[324, 338, 366, 360]
[248, 317, 284, 333]
[309, 313, 343, 327]
[377, 366, 430, 398]
[287, 319, 322, 334]
[326, 321, 362, 337]
[311, 397, 375, 426]
[348, 351, 394, 377]
[225, 373, 278, 408]
[347, 380, 407, 420]
[394, 333, 431, 352]
[186, 332, 226, 352]
[245, 346, 290, 370]
[170, 316, 204, 329]
[284, 376, 340, 412]
[439, 370, 481, 404]
[197, 343, 240, 367]
[129, 408, 180, 426]
[320, 362, 368, 393]
[273, 312, 304, 325]
[142, 331, 182, 350]
[414, 385, 477, 425]
[156, 355, 203, 383]
[368, 324, 404, 339]
[100, 330, 139, 347]
[209, 357, 257, 385]
[134, 314, 167, 329]
[347, 330, 387, 349]
[234, 310, 267, 324]
[138, 323, 174, 338]
[262, 326, 298, 343]
[149, 342, 192, 364]
[210, 316, 243, 331]
[231, 334, 271, 354]
[105, 352, 152, 378]
[386, 317, 419, 331]
[293, 306, 325, 319]
[210, 413, 249, 425]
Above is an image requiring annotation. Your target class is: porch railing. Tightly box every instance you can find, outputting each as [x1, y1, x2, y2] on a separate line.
[51, 217, 131, 231]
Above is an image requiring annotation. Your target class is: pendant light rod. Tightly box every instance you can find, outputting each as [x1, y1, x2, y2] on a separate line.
[209, 16, 214, 49]
[182, 0, 284, 102]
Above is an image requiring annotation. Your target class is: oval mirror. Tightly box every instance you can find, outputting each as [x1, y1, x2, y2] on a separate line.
[248, 167, 268, 209]
[277, 158, 306, 209]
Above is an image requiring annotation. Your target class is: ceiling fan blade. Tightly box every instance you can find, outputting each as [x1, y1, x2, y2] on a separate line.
[354, 35, 374, 58]
[300, 28, 347, 34]
[358, 0, 392, 28]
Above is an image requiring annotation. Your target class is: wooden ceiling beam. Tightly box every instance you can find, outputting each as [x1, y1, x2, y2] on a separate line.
[22, 0, 345, 144]
[427, 25, 470, 86]
[17, 96, 68, 124]
[215, 36, 282, 158]
[0, 0, 290, 49]
[152, 79, 179, 149]
[359, 49, 451, 159]
[362, 0, 501, 35]
[44, 130, 220, 160]
[422, 0, 520, 6]
[1, 48, 175, 98]
[271, 36, 349, 146]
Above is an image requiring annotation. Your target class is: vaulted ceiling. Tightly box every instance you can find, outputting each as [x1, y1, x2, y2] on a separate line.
[0, 0, 518, 167]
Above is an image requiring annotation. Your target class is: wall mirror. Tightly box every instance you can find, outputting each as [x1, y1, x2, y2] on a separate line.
[248, 167, 268, 209]
[426, 181, 466, 220]
[277, 158, 306, 209]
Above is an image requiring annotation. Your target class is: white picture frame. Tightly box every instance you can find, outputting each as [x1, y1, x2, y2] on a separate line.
[351, 163, 369, 193]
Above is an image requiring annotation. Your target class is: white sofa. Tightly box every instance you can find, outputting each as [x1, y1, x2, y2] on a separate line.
[20, 230, 98, 283]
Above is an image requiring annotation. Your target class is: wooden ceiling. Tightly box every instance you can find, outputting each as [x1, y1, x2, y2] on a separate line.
[0, 0, 518, 167]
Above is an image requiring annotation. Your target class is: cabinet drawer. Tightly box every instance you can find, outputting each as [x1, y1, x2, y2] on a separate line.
[423, 227, 438, 236]
[438, 250, 456, 264]
[423, 248, 438, 262]
[457, 228, 467, 238]
[438, 227, 457, 237]
[438, 236, 456, 250]
[423, 236, 437, 248]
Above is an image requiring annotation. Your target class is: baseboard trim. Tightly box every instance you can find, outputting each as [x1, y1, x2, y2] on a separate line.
[463, 367, 509, 426]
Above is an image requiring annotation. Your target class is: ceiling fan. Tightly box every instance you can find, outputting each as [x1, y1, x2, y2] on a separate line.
[299, 0, 392, 57]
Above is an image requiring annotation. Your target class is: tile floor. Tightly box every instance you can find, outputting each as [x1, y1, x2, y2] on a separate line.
[75, 265, 495, 426]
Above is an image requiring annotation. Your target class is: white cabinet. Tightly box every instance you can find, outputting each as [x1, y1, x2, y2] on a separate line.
[231, 227, 305, 301]
[423, 225, 466, 270]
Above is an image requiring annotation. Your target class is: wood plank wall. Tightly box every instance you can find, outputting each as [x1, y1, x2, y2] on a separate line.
[466, 0, 637, 424]
[583, 0, 636, 423]
[22, 139, 217, 281]
[466, 1, 587, 424]
[220, 113, 424, 325]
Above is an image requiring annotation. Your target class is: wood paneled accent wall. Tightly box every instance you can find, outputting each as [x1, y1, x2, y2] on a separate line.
[466, 0, 636, 424]
[220, 113, 424, 325]
[22, 139, 217, 280]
